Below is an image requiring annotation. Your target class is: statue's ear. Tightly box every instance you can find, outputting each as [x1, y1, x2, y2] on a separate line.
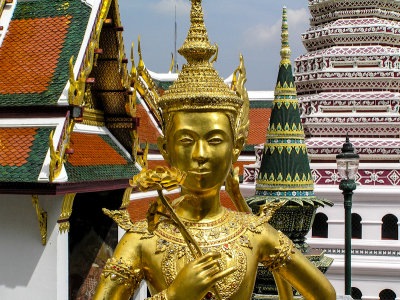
[157, 136, 170, 164]
[232, 135, 245, 163]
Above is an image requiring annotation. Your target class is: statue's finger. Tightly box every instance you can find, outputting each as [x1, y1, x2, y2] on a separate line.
[202, 265, 220, 277]
[210, 266, 237, 283]
[196, 252, 221, 264]
[198, 259, 220, 270]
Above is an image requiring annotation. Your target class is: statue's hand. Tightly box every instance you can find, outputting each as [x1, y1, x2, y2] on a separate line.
[225, 166, 252, 213]
[166, 252, 236, 300]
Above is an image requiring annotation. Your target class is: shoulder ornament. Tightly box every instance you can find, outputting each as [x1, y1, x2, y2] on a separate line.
[259, 200, 287, 221]
[102, 208, 154, 238]
[262, 231, 295, 271]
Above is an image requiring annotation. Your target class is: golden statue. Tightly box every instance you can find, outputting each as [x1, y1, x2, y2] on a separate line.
[94, 1, 336, 299]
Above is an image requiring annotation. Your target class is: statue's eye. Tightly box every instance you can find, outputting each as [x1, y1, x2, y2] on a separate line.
[179, 136, 194, 145]
[208, 137, 223, 145]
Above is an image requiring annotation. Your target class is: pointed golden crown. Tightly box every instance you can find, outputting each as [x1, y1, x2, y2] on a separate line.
[159, 0, 243, 117]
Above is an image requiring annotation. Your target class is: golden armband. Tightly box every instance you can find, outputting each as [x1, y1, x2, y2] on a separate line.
[262, 232, 296, 271]
[147, 290, 168, 300]
[102, 257, 143, 294]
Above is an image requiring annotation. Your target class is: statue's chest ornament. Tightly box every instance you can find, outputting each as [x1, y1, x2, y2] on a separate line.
[154, 211, 267, 299]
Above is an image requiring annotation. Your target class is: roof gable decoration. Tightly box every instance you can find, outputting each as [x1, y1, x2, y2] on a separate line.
[48, 113, 75, 183]
[0, 0, 16, 48]
[37, 117, 73, 183]
[65, 0, 135, 118]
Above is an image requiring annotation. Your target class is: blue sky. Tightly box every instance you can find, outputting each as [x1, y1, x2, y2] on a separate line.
[118, 0, 310, 90]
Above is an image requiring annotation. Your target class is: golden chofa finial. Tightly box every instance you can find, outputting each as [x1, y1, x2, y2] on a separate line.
[178, 0, 216, 63]
[280, 6, 291, 63]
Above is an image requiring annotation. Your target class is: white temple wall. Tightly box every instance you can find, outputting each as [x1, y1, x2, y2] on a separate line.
[309, 185, 400, 241]
[326, 254, 400, 299]
[0, 194, 67, 300]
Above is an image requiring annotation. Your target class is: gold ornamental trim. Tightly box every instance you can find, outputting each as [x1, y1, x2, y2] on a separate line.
[58, 193, 77, 233]
[82, 107, 105, 126]
[257, 173, 314, 190]
[49, 117, 75, 183]
[69, 0, 113, 106]
[267, 122, 304, 137]
[272, 98, 298, 110]
[68, 0, 135, 117]
[32, 195, 47, 245]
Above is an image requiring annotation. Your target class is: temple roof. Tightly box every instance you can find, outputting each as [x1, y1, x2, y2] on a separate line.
[0, 0, 90, 106]
[0, 121, 139, 189]
[0, 0, 140, 193]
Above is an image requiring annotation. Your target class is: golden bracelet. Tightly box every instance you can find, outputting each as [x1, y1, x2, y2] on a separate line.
[263, 231, 295, 271]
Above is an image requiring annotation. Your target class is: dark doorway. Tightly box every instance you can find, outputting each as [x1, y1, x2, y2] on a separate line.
[69, 189, 124, 299]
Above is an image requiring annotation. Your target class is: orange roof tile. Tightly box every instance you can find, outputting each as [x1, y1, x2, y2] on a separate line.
[0, 128, 37, 167]
[68, 133, 128, 166]
[127, 191, 237, 222]
[0, 16, 71, 94]
[247, 108, 271, 145]
[136, 103, 161, 144]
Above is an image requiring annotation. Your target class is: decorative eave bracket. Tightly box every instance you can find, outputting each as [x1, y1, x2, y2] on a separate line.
[58, 193, 77, 233]
[32, 195, 47, 246]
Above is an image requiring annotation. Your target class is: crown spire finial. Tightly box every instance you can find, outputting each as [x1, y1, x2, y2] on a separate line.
[178, 0, 216, 63]
[280, 6, 291, 62]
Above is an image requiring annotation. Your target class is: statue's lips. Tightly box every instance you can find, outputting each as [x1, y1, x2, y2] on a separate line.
[188, 170, 211, 175]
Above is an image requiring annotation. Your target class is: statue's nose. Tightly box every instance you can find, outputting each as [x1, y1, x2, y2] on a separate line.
[192, 139, 208, 164]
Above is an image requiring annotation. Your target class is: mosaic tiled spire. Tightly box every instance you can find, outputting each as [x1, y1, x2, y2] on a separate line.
[255, 7, 316, 203]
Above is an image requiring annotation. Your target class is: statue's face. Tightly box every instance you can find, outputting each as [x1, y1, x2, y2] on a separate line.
[164, 111, 234, 193]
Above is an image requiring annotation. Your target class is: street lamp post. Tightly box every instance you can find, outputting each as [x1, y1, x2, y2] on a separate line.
[336, 135, 359, 296]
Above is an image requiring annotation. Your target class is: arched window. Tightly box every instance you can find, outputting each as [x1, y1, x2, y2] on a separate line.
[379, 289, 396, 300]
[312, 213, 328, 238]
[351, 287, 362, 300]
[382, 214, 398, 240]
[352, 213, 362, 239]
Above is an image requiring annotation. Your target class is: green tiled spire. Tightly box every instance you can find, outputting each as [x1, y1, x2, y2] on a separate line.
[254, 7, 321, 205]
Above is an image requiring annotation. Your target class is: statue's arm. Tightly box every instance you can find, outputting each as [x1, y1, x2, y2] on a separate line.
[93, 232, 144, 300]
[260, 225, 336, 300]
